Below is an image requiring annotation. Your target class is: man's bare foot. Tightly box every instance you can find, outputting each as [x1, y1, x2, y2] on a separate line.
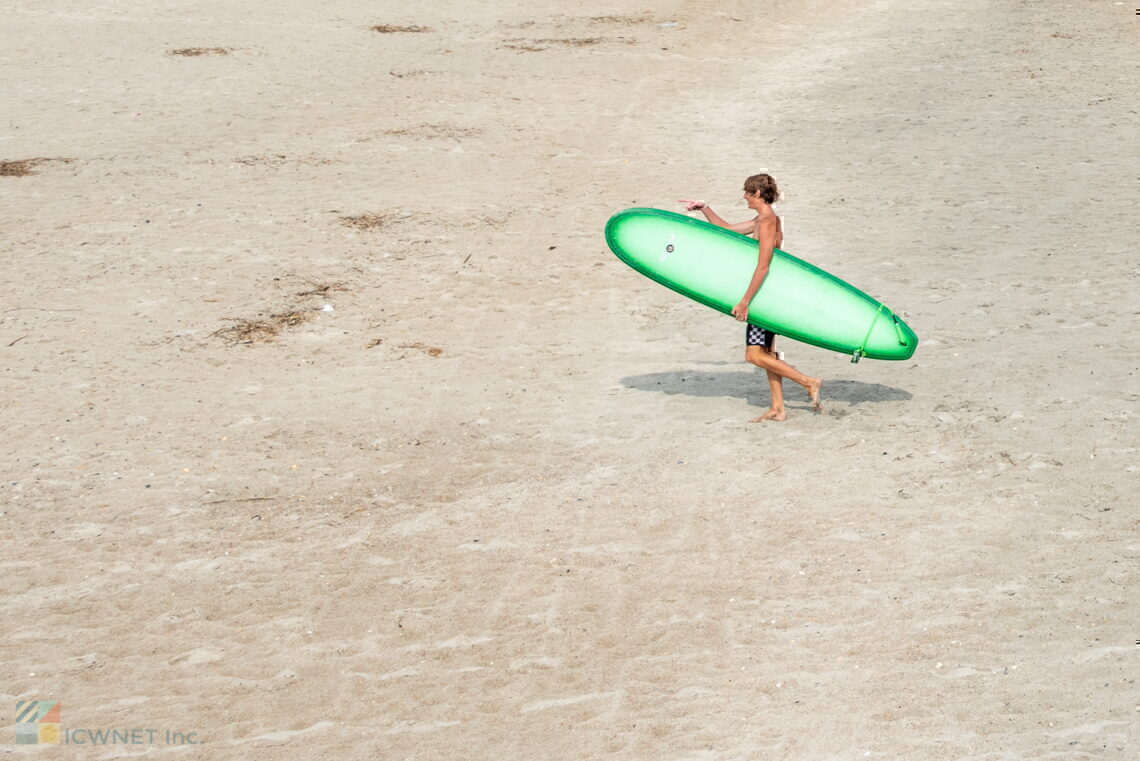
[806, 378, 823, 412]
[750, 407, 787, 423]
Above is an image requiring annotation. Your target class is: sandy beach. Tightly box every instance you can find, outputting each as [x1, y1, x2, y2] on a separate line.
[2, 0, 1137, 758]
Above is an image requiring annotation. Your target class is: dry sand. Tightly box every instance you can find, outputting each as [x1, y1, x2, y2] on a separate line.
[2, 0, 1138, 758]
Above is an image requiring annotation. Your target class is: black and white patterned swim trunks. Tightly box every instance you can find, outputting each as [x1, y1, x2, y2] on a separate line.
[745, 323, 776, 348]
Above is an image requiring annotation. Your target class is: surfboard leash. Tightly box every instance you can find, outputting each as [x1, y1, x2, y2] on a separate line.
[852, 303, 909, 363]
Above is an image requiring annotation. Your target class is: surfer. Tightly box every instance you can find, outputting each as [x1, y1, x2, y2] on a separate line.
[680, 174, 823, 421]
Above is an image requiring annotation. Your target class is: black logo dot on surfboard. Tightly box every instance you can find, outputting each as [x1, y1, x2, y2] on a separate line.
[666, 244, 675, 253]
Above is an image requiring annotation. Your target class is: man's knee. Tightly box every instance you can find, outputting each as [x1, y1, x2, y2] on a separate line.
[745, 346, 772, 366]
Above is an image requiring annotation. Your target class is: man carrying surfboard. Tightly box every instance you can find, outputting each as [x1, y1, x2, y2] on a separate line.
[680, 174, 823, 421]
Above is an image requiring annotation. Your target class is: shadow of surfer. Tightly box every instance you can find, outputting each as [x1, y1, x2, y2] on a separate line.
[620, 371, 912, 411]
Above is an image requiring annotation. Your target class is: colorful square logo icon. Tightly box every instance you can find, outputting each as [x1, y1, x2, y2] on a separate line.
[15, 701, 60, 745]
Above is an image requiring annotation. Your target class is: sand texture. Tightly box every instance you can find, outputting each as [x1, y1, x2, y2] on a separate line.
[2, 0, 1138, 758]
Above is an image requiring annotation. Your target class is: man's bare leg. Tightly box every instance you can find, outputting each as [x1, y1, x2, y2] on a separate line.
[750, 368, 787, 422]
[749, 340, 787, 421]
[745, 345, 823, 413]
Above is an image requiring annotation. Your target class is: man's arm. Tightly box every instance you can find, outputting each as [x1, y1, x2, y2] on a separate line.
[730, 217, 776, 321]
[679, 200, 757, 234]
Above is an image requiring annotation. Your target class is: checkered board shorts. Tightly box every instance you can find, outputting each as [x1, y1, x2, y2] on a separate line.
[745, 323, 776, 348]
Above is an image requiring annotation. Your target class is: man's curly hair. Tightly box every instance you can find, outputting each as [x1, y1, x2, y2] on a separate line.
[743, 173, 780, 204]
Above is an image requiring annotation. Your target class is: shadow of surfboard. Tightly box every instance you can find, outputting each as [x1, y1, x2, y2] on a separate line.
[620, 371, 912, 408]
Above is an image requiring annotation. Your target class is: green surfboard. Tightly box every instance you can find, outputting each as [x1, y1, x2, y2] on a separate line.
[605, 208, 918, 361]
